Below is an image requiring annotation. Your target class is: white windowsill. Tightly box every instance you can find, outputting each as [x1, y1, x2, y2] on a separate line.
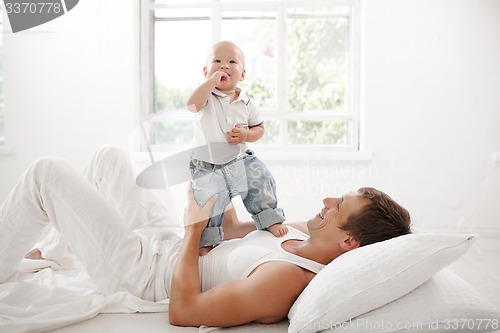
[131, 148, 373, 163]
[256, 149, 373, 162]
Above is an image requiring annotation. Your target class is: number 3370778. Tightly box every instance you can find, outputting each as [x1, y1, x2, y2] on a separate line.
[5, 2, 62, 14]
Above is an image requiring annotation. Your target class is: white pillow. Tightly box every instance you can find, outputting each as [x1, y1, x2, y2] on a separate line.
[288, 233, 478, 333]
[331, 268, 500, 333]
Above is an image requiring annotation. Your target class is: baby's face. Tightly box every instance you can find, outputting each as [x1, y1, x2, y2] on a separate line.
[204, 42, 246, 88]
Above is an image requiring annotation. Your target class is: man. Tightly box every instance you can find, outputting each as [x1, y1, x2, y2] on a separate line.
[169, 185, 411, 326]
[0, 145, 411, 327]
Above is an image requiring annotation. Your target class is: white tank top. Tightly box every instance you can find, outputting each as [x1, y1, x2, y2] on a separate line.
[198, 227, 325, 292]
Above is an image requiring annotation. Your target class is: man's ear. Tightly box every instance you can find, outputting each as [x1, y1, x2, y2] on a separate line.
[240, 69, 246, 81]
[341, 235, 360, 252]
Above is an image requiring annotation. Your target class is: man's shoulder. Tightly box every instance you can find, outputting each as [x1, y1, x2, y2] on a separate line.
[250, 261, 315, 287]
[246, 261, 314, 311]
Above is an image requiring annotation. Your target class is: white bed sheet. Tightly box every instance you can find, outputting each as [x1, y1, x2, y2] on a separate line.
[1, 231, 499, 333]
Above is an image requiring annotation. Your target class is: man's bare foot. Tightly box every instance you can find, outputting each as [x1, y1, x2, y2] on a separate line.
[267, 224, 288, 237]
[24, 248, 44, 260]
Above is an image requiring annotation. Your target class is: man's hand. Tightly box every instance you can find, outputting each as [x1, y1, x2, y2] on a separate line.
[184, 184, 218, 232]
[226, 125, 248, 145]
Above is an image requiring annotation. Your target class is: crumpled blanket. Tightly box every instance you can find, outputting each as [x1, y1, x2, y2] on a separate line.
[0, 258, 169, 333]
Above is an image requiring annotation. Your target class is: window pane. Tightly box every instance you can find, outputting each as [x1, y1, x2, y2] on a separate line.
[287, 8, 349, 113]
[221, 11, 276, 109]
[154, 18, 211, 113]
[287, 120, 351, 145]
[155, 8, 210, 20]
[149, 2, 359, 150]
[155, 16, 211, 146]
[253, 120, 280, 145]
[155, 117, 193, 145]
[289, 6, 350, 16]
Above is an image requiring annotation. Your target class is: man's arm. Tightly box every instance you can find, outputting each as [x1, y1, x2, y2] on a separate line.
[169, 186, 311, 327]
[170, 261, 310, 327]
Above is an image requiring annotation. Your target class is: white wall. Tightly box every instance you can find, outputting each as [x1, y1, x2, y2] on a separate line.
[0, 0, 138, 197]
[364, 0, 500, 230]
[268, 0, 500, 231]
[1, 0, 499, 232]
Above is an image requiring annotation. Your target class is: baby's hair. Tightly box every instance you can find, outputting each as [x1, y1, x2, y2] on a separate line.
[206, 41, 245, 67]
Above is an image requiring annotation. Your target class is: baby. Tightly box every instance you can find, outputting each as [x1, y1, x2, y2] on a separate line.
[187, 41, 287, 251]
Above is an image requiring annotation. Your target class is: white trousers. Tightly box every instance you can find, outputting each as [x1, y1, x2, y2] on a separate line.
[0, 145, 181, 301]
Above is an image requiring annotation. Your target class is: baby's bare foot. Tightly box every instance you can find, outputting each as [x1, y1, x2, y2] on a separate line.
[267, 224, 288, 237]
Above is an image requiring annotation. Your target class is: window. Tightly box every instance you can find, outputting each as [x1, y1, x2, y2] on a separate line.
[140, 0, 360, 153]
[0, 6, 4, 145]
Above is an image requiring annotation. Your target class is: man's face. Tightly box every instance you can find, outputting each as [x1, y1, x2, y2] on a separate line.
[307, 191, 369, 253]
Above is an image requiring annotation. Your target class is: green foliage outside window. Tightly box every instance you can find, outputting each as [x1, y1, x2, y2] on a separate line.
[288, 120, 350, 145]
[287, 15, 348, 112]
[155, 78, 189, 112]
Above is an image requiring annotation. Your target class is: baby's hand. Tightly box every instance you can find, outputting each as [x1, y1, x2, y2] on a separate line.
[267, 224, 288, 238]
[210, 71, 230, 85]
[226, 125, 248, 145]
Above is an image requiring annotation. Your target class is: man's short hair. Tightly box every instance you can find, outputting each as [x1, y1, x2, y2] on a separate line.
[341, 187, 412, 247]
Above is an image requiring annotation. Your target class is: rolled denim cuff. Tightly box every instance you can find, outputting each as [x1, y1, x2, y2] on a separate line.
[252, 208, 286, 230]
[199, 226, 224, 247]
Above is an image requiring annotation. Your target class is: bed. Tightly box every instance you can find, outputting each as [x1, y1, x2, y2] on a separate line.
[1, 229, 499, 333]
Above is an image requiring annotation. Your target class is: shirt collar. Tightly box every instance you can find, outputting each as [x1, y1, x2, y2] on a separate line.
[212, 88, 251, 105]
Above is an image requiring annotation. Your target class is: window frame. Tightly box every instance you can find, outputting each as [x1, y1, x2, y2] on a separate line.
[139, 0, 364, 159]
